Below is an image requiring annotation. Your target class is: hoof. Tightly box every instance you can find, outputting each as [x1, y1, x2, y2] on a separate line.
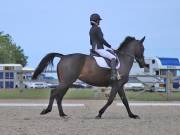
[95, 115, 102, 119]
[60, 114, 70, 120]
[60, 114, 68, 117]
[40, 109, 51, 115]
[129, 114, 140, 119]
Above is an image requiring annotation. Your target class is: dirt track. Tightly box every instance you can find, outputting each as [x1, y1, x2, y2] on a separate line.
[0, 100, 180, 135]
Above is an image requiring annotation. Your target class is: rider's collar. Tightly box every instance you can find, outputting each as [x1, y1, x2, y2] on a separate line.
[91, 21, 99, 26]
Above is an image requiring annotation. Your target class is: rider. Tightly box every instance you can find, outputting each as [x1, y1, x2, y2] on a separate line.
[89, 13, 117, 81]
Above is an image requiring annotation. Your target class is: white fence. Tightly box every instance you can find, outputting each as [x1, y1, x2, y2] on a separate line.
[130, 71, 180, 100]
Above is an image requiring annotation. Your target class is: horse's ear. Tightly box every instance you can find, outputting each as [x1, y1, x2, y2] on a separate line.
[139, 36, 145, 43]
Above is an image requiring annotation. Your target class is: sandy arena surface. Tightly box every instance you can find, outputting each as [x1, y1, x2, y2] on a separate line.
[0, 99, 180, 135]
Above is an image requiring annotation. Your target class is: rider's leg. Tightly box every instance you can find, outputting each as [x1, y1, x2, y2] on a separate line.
[95, 49, 116, 59]
[95, 49, 117, 80]
[110, 58, 117, 80]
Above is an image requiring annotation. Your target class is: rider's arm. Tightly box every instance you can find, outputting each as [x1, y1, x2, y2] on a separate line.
[90, 39, 95, 51]
[97, 27, 111, 48]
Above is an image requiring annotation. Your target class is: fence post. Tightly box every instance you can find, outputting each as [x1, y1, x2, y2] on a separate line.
[166, 71, 173, 100]
[17, 71, 23, 89]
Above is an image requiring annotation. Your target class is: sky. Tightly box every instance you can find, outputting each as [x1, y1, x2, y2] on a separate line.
[0, 0, 180, 68]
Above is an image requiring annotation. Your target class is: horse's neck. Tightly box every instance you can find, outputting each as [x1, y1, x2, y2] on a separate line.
[117, 52, 134, 74]
[117, 42, 136, 74]
[119, 43, 135, 57]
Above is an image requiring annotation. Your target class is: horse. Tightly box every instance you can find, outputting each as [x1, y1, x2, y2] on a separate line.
[32, 36, 148, 119]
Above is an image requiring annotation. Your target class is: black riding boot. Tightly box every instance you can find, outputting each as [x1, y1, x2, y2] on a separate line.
[110, 58, 117, 81]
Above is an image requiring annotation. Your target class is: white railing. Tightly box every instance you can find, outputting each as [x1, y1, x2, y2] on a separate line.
[130, 72, 180, 100]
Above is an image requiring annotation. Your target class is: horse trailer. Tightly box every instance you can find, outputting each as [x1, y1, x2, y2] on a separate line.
[130, 57, 180, 91]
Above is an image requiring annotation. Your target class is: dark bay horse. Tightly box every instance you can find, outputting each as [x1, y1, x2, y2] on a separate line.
[32, 36, 148, 119]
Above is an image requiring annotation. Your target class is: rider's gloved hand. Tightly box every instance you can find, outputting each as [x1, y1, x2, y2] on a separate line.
[107, 44, 111, 48]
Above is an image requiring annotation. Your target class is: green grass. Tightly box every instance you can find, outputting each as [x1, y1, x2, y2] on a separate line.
[0, 89, 50, 99]
[0, 88, 180, 101]
[0, 88, 95, 99]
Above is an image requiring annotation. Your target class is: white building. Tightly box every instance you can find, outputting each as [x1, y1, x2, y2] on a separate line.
[0, 64, 22, 88]
[0, 64, 34, 89]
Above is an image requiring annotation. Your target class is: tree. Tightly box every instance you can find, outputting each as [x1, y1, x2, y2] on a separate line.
[0, 32, 28, 66]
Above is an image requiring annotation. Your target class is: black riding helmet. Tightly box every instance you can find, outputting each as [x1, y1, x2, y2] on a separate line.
[90, 13, 102, 22]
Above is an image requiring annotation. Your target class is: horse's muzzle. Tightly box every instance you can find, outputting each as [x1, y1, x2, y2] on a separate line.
[144, 64, 149, 68]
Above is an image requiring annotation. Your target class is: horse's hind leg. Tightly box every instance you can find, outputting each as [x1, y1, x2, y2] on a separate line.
[40, 85, 65, 115]
[40, 83, 69, 117]
[55, 56, 86, 117]
[55, 84, 69, 117]
[40, 88, 58, 115]
[41, 55, 85, 117]
[96, 84, 118, 119]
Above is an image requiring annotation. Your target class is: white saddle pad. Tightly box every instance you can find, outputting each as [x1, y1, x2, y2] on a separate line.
[93, 56, 120, 69]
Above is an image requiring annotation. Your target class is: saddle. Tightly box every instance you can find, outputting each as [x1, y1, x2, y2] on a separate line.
[90, 49, 120, 69]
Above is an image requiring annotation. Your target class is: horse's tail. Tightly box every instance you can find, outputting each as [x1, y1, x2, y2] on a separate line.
[32, 53, 64, 79]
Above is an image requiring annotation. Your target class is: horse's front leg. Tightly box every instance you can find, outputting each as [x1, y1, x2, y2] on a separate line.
[118, 86, 140, 119]
[96, 84, 118, 119]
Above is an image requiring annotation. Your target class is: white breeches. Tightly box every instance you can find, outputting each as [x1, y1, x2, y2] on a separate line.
[95, 48, 116, 60]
